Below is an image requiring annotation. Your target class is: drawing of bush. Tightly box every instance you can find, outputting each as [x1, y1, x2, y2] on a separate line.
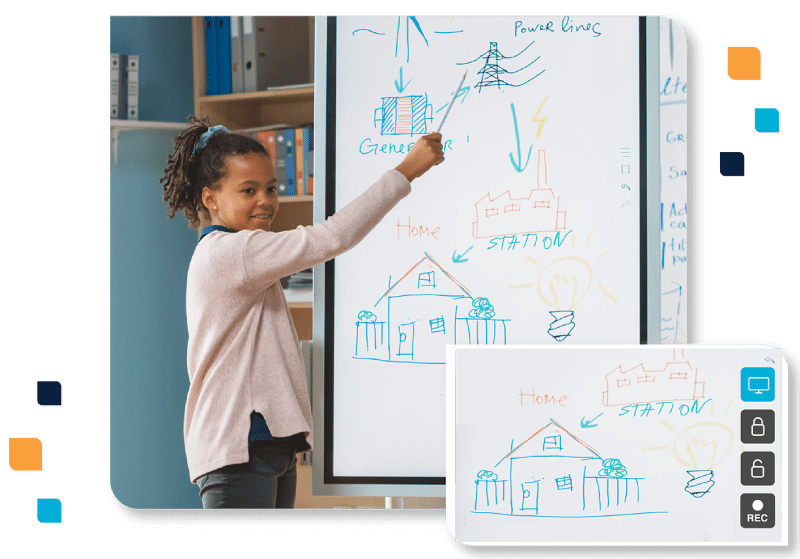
[468, 297, 496, 319]
[357, 310, 378, 322]
[598, 458, 628, 478]
[476, 470, 498, 481]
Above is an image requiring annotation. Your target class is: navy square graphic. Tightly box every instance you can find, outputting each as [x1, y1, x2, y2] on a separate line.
[37, 381, 61, 405]
[720, 152, 745, 176]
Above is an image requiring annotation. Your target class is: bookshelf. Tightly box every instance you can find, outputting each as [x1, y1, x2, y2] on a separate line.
[190, 16, 315, 337]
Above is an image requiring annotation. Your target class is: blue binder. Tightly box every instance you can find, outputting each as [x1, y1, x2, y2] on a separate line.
[284, 128, 297, 196]
[217, 17, 232, 95]
[203, 17, 218, 95]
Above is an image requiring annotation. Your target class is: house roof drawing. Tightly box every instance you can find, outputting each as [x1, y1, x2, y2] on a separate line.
[495, 418, 602, 468]
[373, 252, 472, 307]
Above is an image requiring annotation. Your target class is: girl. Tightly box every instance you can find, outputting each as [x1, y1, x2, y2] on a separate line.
[161, 116, 444, 508]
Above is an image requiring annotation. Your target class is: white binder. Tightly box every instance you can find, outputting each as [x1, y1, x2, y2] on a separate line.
[242, 16, 310, 93]
[230, 17, 245, 94]
[110, 53, 126, 119]
[126, 55, 139, 120]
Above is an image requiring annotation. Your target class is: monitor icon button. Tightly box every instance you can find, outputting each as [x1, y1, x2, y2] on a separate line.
[741, 367, 775, 402]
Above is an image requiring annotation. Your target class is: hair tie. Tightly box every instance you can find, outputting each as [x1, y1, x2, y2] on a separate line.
[194, 125, 231, 153]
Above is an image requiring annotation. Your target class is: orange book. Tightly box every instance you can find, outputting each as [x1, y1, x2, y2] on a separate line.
[295, 127, 305, 195]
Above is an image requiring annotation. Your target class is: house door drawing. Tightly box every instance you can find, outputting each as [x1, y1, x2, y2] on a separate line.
[520, 480, 540, 514]
[397, 322, 415, 358]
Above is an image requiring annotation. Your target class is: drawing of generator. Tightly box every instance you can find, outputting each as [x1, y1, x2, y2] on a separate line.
[374, 94, 433, 135]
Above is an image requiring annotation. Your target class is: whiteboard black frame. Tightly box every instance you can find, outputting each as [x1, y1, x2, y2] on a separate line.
[312, 16, 662, 497]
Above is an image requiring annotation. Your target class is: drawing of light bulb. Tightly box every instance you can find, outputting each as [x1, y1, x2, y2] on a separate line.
[673, 422, 733, 498]
[536, 256, 592, 342]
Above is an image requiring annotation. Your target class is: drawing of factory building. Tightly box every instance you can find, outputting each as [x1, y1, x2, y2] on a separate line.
[472, 150, 567, 239]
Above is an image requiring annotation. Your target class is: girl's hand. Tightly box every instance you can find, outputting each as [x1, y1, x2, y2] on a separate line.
[394, 132, 445, 182]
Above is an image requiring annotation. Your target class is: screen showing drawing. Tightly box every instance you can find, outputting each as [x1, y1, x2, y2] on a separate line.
[323, 15, 663, 485]
[447, 346, 785, 545]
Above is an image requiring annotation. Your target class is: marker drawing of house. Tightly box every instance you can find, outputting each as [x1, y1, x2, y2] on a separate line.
[354, 252, 510, 364]
[473, 419, 662, 518]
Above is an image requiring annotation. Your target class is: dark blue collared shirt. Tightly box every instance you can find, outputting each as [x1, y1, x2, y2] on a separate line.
[198, 225, 308, 449]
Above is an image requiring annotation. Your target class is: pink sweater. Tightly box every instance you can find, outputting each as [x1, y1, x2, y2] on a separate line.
[184, 169, 411, 482]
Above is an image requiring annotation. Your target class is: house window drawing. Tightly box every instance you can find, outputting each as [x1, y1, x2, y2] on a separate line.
[542, 435, 562, 451]
[601, 348, 705, 407]
[429, 316, 446, 334]
[354, 252, 510, 364]
[418, 271, 435, 288]
[472, 419, 662, 518]
[555, 475, 573, 491]
[374, 94, 434, 136]
[472, 150, 567, 239]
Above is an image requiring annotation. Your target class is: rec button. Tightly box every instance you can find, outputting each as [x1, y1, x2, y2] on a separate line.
[740, 494, 775, 528]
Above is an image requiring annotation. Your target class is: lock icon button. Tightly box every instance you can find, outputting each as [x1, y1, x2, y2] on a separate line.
[741, 410, 774, 443]
[751, 417, 765, 437]
[741, 452, 775, 485]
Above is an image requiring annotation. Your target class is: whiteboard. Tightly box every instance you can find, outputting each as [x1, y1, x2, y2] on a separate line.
[659, 18, 689, 343]
[312, 16, 663, 495]
[447, 345, 787, 545]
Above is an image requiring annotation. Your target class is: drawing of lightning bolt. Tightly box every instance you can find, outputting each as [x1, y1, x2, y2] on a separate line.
[531, 94, 550, 139]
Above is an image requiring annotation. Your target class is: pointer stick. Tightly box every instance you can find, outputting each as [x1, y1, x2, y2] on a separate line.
[435, 70, 467, 133]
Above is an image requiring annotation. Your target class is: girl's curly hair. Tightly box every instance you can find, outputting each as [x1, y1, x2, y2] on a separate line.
[160, 115, 269, 229]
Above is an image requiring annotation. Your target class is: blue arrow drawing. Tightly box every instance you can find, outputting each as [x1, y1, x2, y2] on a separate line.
[452, 246, 474, 263]
[509, 103, 532, 173]
[580, 413, 603, 428]
[395, 66, 411, 93]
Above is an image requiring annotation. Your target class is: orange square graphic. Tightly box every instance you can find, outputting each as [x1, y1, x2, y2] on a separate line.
[728, 47, 761, 80]
[9, 438, 42, 471]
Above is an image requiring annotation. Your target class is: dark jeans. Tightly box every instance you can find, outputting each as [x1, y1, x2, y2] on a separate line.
[196, 441, 298, 508]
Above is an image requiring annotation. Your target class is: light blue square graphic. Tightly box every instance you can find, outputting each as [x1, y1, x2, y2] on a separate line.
[741, 367, 775, 402]
[37, 498, 62, 523]
[755, 108, 779, 133]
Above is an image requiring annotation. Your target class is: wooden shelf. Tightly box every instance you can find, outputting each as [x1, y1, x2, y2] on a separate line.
[279, 195, 313, 204]
[197, 87, 313, 105]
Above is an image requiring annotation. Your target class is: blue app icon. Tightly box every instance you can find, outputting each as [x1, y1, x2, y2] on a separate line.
[741, 367, 775, 402]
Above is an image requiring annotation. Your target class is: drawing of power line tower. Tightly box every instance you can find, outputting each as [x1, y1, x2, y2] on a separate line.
[374, 93, 434, 135]
[459, 40, 545, 92]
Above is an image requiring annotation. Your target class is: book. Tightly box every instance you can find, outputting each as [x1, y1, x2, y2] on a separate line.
[275, 129, 287, 195]
[244, 16, 310, 92]
[217, 17, 232, 95]
[295, 127, 305, 196]
[307, 127, 314, 194]
[126, 55, 139, 120]
[283, 128, 297, 196]
[110, 53, 126, 119]
[230, 17, 245, 94]
[203, 17, 218, 95]
[255, 130, 277, 174]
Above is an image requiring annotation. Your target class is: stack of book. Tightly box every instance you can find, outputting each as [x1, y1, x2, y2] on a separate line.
[244, 125, 314, 196]
[110, 54, 139, 119]
[204, 16, 312, 95]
